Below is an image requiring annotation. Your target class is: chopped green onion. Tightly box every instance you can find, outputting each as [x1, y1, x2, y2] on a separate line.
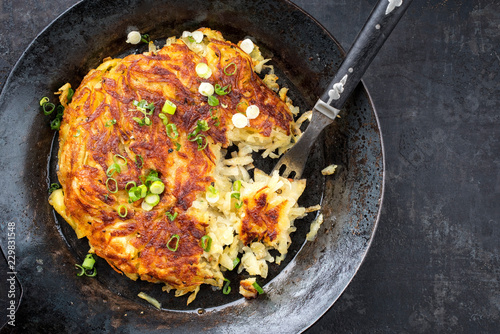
[118, 205, 128, 218]
[195, 63, 212, 79]
[144, 193, 160, 206]
[50, 118, 61, 130]
[43, 102, 56, 115]
[232, 113, 248, 128]
[252, 281, 264, 295]
[235, 201, 243, 209]
[206, 185, 219, 203]
[144, 170, 162, 186]
[73, 129, 81, 137]
[187, 36, 196, 43]
[113, 154, 127, 167]
[150, 180, 165, 194]
[133, 117, 146, 126]
[125, 181, 137, 190]
[231, 257, 240, 270]
[200, 235, 212, 252]
[166, 123, 179, 139]
[223, 278, 231, 294]
[133, 99, 155, 114]
[224, 62, 237, 76]
[208, 95, 219, 107]
[135, 155, 144, 168]
[158, 113, 169, 125]
[144, 116, 151, 126]
[141, 34, 150, 43]
[214, 84, 231, 96]
[191, 31, 204, 43]
[166, 211, 178, 221]
[67, 88, 75, 103]
[137, 292, 161, 310]
[128, 186, 143, 202]
[246, 105, 260, 119]
[104, 119, 116, 128]
[106, 177, 118, 193]
[195, 134, 208, 151]
[188, 119, 210, 140]
[138, 184, 147, 197]
[167, 234, 180, 251]
[233, 180, 242, 192]
[231, 192, 240, 200]
[106, 163, 121, 177]
[75, 253, 97, 277]
[141, 201, 154, 211]
[175, 142, 181, 151]
[162, 100, 177, 115]
[48, 183, 61, 194]
[39, 97, 50, 106]
[198, 82, 215, 96]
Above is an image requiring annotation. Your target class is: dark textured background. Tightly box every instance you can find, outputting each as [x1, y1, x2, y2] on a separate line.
[0, 0, 499, 332]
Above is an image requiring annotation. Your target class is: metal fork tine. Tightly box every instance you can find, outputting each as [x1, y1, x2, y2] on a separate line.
[272, 110, 334, 179]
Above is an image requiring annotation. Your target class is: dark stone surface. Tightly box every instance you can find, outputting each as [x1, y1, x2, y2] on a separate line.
[0, 0, 498, 333]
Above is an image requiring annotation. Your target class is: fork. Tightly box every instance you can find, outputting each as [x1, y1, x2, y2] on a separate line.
[272, 0, 414, 179]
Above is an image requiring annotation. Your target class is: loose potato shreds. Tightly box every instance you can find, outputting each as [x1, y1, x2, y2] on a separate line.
[49, 28, 314, 304]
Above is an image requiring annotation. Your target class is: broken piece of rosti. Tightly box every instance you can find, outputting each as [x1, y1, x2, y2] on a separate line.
[49, 28, 310, 304]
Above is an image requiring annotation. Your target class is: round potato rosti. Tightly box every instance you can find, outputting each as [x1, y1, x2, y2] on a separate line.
[49, 28, 309, 304]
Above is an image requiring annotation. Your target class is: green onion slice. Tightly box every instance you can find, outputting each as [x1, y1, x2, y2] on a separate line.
[141, 201, 154, 211]
[137, 292, 161, 310]
[56, 104, 65, 116]
[223, 278, 231, 294]
[106, 177, 118, 193]
[48, 183, 61, 194]
[208, 95, 219, 107]
[50, 118, 61, 130]
[118, 205, 128, 218]
[200, 235, 212, 252]
[135, 155, 144, 169]
[166, 123, 179, 139]
[128, 187, 142, 202]
[75, 253, 97, 277]
[105, 119, 116, 127]
[150, 180, 165, 194]
[162, 100, 177, 115]
[106, 163, 121, 177]
[235, 201, 243, 209]
[138, 184, 148, 198]
[67, 88, 75, 103]
[39, 97, 50, 106]
[144, 170, 162, 186]
[231, 257, 240, 270]
[224, 62, 237, 76]
[113, 154, 128, 167]
[167, 234, 180, 252]
[141, 34, 150, 43]
[174, 142, 181, 151]
[125, 181, 137, 190]
[252, 281, 264, 295]
[166, 211, 178, 221]
[231, 192, 241, 200]
[214, 84, 231, 96]
[43, 102, 56, 115]
[144, 194, 160, 206]
[233, 180, 242, 192]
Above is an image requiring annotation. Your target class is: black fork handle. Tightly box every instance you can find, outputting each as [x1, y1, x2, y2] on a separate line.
[315, 0, 414, 118]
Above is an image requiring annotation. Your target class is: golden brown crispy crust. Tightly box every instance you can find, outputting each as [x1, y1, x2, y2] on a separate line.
[56, 29, 293, 291]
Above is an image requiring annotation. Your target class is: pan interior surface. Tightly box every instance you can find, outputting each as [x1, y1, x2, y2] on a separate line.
[0, 0, 383, 332]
